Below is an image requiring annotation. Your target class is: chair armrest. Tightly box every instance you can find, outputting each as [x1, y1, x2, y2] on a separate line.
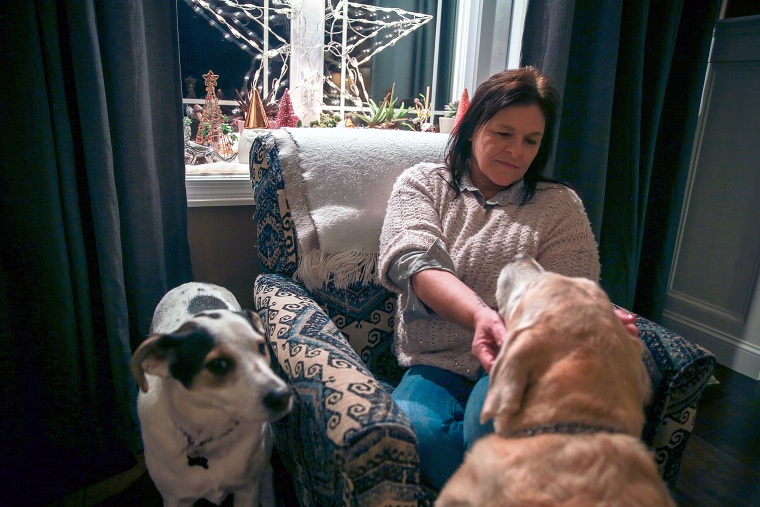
[250, 133, 299, 277]
[636, 314, 716, 487]
[255, 273, 422, 506]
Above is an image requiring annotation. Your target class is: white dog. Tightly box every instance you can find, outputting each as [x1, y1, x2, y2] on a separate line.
[131, 282, 292, 507]
[436, 256, 674, 507]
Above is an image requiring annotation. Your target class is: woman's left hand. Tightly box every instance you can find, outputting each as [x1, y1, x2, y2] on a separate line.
[615, 308, 638, 338]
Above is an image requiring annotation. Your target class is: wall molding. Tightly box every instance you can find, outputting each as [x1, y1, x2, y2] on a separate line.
[185, 174, 254, 207]
[666, 289, 747, 324]
[661, 310, 760, 380]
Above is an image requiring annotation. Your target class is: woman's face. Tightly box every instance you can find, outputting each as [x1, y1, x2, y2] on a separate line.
[468, 104, 545, 199]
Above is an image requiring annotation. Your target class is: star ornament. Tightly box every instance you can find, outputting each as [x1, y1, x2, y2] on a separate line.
[326, 1, 433, 66]
[184, 0, 432, 105]
[202, 70, 219, 89]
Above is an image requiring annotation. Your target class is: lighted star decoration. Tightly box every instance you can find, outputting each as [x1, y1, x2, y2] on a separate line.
[183, 0, 432, 107]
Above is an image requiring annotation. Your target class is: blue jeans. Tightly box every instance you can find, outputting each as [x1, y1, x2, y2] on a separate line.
[391, 365, 493, 490]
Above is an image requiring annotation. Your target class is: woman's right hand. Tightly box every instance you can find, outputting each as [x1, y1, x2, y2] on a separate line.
[411, 268, 507, 372]
[471, 306, 507, 373]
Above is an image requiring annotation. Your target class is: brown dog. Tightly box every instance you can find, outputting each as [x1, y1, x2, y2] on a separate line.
[436, 255, 674, 507]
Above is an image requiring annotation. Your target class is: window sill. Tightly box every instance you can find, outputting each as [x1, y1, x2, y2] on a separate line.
[185, 163, 253, 207]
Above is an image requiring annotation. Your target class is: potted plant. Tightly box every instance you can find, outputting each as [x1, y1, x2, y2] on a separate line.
[183, 116, 192, 142]
[439, 99, 458, 134]
[355, 84, 413, 130]
[410, 87, 433, 132]
[309, 111, 342, 128]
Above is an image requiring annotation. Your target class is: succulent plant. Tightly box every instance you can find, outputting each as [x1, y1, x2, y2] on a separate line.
[236, 75, 280, 124]
[310, 112, 342, 128]
[444, 100, 459, 118]
[355, 83, 413, 129]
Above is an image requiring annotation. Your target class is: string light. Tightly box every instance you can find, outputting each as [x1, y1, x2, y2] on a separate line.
[184, 0, 431, 109]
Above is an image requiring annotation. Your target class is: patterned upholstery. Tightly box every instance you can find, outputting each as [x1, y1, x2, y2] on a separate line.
[250, 133, 406, 390]
[637, 318, 716, 485]
[249, 131, 715, 505]
[255, 275, 424, 506]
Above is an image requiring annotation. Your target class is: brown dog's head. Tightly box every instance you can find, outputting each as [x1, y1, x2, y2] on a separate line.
[481, 255, 650, 436]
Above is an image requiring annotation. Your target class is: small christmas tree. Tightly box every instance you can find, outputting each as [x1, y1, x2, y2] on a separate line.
[454, 88, 470, 132]
[275, 88, 299, 129]
[195, 70, 235, 155]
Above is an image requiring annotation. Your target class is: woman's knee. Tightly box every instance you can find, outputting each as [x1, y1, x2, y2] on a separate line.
[393, 397, 464, 451]
[463, 374, 494, 448]
[395, 398, 465, 490]
[392, 366, 471, 489]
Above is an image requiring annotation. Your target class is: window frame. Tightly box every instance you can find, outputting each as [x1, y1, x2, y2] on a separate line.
[184, 0, 527, 207]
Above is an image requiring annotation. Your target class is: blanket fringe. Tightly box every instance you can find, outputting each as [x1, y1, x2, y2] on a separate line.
[294, 250, 378, 291]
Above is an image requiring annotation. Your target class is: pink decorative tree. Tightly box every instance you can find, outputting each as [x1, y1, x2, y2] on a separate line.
[275, 88, 299, 128]
[454, 88, 470, 132]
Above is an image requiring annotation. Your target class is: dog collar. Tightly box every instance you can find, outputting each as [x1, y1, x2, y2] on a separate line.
[509, 422, 623, 438]
[177, 420, 240, 469]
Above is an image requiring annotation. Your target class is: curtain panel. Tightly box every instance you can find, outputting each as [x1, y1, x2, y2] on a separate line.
[0, 1, 192, 504]
[521, 0, 721, 318]
[370, 0, 457, 109]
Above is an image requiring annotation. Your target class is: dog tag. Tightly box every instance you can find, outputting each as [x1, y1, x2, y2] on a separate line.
[187, 455, 209, 469]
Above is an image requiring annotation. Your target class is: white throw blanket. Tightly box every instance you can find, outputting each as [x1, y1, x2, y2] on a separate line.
[272, 128, 448, 289]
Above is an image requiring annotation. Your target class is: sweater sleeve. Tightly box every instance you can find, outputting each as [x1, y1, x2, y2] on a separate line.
[378, 163, 451, 292]
[535, 186, 601, 282]
[387, 239, 456, 321]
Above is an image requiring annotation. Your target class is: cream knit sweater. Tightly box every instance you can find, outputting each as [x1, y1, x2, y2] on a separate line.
[378, 163, 600, 380]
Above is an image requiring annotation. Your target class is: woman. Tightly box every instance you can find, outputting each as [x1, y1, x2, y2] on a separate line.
[378, 67, 635, 489]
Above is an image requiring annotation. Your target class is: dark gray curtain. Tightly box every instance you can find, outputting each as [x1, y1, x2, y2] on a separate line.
[432, 0, 459, 111]
[0, 1, 192, 505]
[521, 0, 720, 319]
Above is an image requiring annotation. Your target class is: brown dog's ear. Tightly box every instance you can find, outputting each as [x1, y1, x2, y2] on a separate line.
[480, 333, 532, 428]
[130, 334, 171, 393]
[495, 256, 544, 323]
[238, 309, 265, 336]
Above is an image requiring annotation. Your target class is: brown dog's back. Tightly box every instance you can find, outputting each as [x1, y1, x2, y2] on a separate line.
[439, 433, 673, 507]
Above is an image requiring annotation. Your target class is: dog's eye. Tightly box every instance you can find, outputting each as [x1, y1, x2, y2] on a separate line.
[205, 357, 234, 376]
[258, 342, 267, 356]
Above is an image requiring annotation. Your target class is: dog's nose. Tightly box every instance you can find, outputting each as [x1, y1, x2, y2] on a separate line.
[264, 386, 292, 413]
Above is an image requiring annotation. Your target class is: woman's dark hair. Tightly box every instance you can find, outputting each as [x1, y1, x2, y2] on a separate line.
[444, 67, 560, 202]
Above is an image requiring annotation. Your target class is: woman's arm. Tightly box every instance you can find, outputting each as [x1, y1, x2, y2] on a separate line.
[535, 187, 601, 282]
[411, 268, 506, 372]
[536, 188, 638, 337]
[412, 268, 638, 373]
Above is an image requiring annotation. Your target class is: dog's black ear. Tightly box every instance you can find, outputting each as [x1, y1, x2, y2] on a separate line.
[131, 324, 208, 391]
[131, 334, 174, 393]
[238, 309, 266, 335]
[133, 326, 217, 391]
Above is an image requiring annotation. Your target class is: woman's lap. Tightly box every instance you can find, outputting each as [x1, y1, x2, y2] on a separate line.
[392, 365, 493, 490]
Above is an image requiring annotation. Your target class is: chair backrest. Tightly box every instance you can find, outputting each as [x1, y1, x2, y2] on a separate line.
[250, 128, 448, 385]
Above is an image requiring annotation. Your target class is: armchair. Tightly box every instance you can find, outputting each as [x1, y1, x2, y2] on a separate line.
[249, 128, 715, 506]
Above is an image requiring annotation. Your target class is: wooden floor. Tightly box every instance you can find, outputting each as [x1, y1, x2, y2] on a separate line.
[68, 363, 760, 507]
[672, 363, 760, 507]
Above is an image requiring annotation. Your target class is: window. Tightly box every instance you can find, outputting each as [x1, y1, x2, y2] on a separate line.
[181, 0, 526, 205]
